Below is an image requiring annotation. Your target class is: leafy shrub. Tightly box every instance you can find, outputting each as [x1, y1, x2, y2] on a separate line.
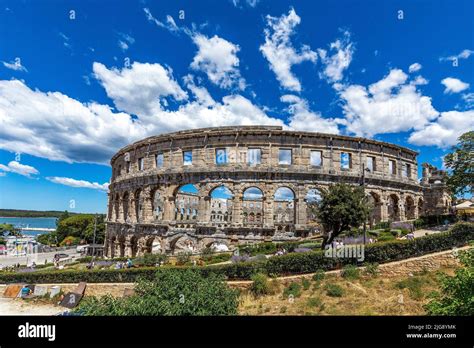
[306, 297, 323, 308]
[425, 248, 474, 315]
[395, 276, 424, 300]
[378, 234, 395, 242]
[301, 277, 311, 290]
[204, 253, 231, 265]
[135, 253, 168, 267]
[2, 222, 471, 283]
[312, 269, 325, 282]
[325, 283, 344, 297]
[250, 273, 271, 297]
[283, 282, 302, 298]
[364, 262, 379, 277]
[175, 252, 192, 266]
[75, 268, 239, 315]
[341, 264, 360, 280]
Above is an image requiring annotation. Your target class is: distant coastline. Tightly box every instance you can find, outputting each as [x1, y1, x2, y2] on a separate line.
[0, 209, 77, 218]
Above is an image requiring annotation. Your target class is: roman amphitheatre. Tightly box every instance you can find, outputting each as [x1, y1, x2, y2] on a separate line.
[105, 125, 451, 257]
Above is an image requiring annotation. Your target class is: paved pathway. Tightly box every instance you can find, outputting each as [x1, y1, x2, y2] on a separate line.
[0, 249, 79, 268]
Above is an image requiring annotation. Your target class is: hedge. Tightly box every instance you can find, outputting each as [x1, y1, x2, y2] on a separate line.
[1, 222, 472, 283]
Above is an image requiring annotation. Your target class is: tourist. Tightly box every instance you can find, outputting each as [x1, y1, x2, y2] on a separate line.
[126, 258, 132, 268]
[20, 285, 31, 298]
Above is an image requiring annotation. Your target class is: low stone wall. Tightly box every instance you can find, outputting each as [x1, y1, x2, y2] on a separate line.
[228, 246, 470, 289]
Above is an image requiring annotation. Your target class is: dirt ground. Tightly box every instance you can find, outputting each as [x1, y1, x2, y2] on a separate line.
[238, 266, 458, 316]
[0, 297, 65, 315]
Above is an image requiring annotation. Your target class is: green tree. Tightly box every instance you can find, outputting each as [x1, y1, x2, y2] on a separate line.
[425, 248, 474, 315]
[56, 214, 105, 244]
[37, 213, 105, 246]
[444, 131, 474, 197]
[0, 223, 21, 237]
[75, 269, 239, 315]
[56, 210, 71, 226]
[317, 183, 370, 249]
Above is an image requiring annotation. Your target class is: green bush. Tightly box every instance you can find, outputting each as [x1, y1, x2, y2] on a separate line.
[312, 269, 325, 282]
[306, 297, 323, 308]
[341, 264, 360, 280]
[378, 234, 396, 242]
[425, 248, 474, 315]
[283, 282, 302, 298]
[364, 262, 379, 277]
[1, 222, 471, 283]
[250, 273, 271, 297]
[395, 276, 424, 300]
[325, 283, 344, 297]
[75, 268, 239, 315]
[135, 253, 168, 267]
[301, 277, 311, 290]
[204, 253, 232, 265]
[175, 252, 192, 266]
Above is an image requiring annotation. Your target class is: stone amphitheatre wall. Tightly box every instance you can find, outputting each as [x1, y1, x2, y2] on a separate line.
[104, 126, 450, 257]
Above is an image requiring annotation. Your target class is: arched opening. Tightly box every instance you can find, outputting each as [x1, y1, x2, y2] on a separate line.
[169, 235, 196, 254]
[405, 196, 416, 220]
[129, 235, 138, 258]
[368, 192, 382, 225]
[388, 194, 400, 221]
[306, 188, 322, 224]
[273, 187, 295, 230]
[242, 187, 264, 225]
[151, 237, 163, 254]
[122, 192, 129, 222]
[174, 184, 199, 221]
[210, 185, 234, 225]
[418, 198, 424, 217]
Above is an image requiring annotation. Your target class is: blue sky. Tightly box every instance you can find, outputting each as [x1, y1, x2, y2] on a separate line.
[0, 0, 472, 213]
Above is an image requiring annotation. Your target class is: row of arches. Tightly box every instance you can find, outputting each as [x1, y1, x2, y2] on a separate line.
[109, 183, 424, 229]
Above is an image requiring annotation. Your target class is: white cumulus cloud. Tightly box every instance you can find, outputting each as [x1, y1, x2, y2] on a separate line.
[46, 176, 109, 191]
[190, 34, 245, 90]
[2, 60, 27, 72]
[408, 62, 422, 73]
[339, 68, 439, 137]
[441, 77, 470, 94]
[93, 61, 188, 117]
[260, 8, 317, 92]
[318, 31, 354, 83]
[281, 95, 340, 134]
[0, 161, 39, 177]
[408, 110, 474, 148]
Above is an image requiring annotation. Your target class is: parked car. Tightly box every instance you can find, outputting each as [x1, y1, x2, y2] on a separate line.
[76, 245, 89, 254]
[54, 253, 69, 259]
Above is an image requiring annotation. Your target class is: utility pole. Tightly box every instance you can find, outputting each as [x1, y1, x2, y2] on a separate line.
[360, 163, 368, 245]
[92, 214, 97, 257]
